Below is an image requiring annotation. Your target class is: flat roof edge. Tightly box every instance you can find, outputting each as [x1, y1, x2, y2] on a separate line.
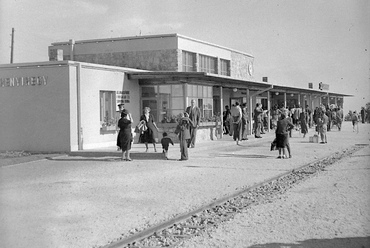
[50, 33, 254, 58]
[0, 61, 147, 72]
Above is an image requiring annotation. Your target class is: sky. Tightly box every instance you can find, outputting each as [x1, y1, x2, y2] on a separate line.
[1, 0, 369, 113]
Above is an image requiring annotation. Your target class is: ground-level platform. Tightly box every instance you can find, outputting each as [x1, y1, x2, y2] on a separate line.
[0, 122, 369, 248]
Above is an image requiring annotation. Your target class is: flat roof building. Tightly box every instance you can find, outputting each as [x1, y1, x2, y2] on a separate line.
[0, 34, 350, 152]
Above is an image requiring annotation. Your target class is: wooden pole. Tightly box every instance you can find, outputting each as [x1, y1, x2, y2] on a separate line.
[10, 28, 14, 63]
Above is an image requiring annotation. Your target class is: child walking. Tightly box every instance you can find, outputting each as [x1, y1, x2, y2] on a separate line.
[160, 132, 174, 160]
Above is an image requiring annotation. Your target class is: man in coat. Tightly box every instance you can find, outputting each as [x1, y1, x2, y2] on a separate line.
[185, 99, 201, 148]
[253, 103, 263, 138]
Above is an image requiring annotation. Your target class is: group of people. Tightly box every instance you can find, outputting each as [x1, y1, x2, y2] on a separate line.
[116, 99, 201, 161]
[116, 99, 355, 162]
[223, 102, 249, 145]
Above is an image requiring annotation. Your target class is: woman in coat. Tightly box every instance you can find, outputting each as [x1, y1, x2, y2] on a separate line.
[117, 109, 133, 161]
[175, 112, 193, 161]
[139, 107, 159, 152]
[299, 111, 308, 138]
[275, 113, 294, 159]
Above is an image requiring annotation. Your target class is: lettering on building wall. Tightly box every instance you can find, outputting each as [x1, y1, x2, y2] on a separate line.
[0, 76, 48, 88]
[116, 90, 130, 104]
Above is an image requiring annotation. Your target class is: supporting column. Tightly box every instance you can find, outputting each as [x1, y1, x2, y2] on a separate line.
[284, 92, 287, 108]
[267, 91, 271, 132]
[220, 86, 223, 139]
[247, 89, 251, 135]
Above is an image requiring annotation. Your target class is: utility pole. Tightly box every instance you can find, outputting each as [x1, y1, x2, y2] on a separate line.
[10, 28, 14, 63]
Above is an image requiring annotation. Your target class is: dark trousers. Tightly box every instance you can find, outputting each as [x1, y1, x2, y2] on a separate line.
[180, 138, 189, 160]
[188, 126, 198, 148]
[254, 121, 262, 137]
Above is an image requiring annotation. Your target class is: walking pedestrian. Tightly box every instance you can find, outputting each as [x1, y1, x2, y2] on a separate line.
[241, 103, 249, 141]
[185, 99, 201, 148]
[318, 111, 328, 143]
[117, 109, 133, 161]
[230, 102, 242, 145]
[352, 110, 359, 133]
[175, 112, 193, 161]
[299, 111, 308, 138]
[160, 132, 174, 160]
[139, 107, 159, 152]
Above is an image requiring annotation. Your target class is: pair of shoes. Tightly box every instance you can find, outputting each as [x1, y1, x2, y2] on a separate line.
[255, 136, 262, 138]
[125, 158, 132, 161]
[277, 156, 282, 159]
[320, 141, 325, 144]
[178, 159, 187, 161]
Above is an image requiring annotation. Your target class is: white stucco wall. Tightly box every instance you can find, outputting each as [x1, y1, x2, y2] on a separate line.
[0, 62, 73, 152]
[0, 61, 141, 152]
[78, 64, 140, 149]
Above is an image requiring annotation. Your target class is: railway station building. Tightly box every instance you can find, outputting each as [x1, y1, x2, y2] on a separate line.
[0, 34, 349, 153]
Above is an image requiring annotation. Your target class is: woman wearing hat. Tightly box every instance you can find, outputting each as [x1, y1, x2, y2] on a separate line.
[139, 107, 159, 152]
[117, 109, 133, 161]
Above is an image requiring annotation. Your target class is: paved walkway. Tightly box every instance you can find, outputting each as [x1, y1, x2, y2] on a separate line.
[0, 122, 369, 248]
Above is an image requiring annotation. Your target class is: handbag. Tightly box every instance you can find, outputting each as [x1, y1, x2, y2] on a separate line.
[270, 138, 277, 151]
[135, 120, 147, 134]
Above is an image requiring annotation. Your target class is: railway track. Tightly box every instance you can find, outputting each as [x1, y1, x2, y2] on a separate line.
[102, 144, 368, 248]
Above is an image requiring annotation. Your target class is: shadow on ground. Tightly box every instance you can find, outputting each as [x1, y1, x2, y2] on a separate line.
[248, 236, 370, 248]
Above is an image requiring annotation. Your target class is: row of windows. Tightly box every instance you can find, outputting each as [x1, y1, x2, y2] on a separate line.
[182, 51, 230, 76]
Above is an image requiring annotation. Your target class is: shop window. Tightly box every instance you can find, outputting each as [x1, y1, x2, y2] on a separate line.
[199, 54, 217, 74]
[187, 84, 214, 122]
[141, 86, 157, 97]
[220, 59, 230, 76]
[100, 91, 116, 129]
[182, 51, 196, 72]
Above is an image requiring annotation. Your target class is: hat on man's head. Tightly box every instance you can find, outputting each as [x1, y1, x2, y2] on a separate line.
[117, 102, 125, 107]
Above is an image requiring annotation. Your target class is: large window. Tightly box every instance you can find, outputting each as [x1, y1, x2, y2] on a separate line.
[142, 85, 185, 123]
[199, 54, 217, 74]
[220, 59, 230, 76]
[182, 51, 196, 72]
[187, 84, 213, 121]
[100, 91, 116, 127]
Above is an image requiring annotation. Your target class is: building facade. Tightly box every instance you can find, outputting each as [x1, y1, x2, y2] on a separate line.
[0, 34, 349, 153]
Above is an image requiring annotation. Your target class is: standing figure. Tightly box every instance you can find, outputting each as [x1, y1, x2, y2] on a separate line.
[318, 111, 328, 143]
[241, 103, 249, 141]
[223, 105, 231, 134]
[175, 112, 193, 161]
[139, 107, 159, 152]
[230, 102, 242, 145]
[299, 111, 308, 138]
[275, 113, 294, 159]
[185, 99, 201, 148]
[360, 107, 365, 124]
[116, 102, 126, 150]
[271, 105, 279, 130]
[160, 132, 174, 160]
[352, 110, 359, 133]
[326, 107, 332, 131]
[336, 106, 343, 131]
[253, 103, 263, 138]
[117, 109, 133, 161]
